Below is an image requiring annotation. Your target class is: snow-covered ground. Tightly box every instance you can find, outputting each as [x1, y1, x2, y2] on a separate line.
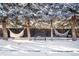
[0, 38, 79, 56]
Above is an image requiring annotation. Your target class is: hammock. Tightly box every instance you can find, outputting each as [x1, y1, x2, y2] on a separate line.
[8, 29, 24, 38]
[54, 29, 69, 37]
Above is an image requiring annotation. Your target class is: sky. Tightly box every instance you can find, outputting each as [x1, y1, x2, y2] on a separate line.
[0, 0, 79, 3]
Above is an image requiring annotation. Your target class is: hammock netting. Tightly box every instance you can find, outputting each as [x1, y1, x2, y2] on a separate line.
[54, 29, 70, 37]
[9, 29, 24, 38]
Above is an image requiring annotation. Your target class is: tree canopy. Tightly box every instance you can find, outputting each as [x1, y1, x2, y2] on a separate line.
[0, 3, 79, 21]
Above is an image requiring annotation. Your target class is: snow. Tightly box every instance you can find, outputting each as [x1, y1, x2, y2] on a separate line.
[0, 3, 79, 20]
[0, 38, 79, 56]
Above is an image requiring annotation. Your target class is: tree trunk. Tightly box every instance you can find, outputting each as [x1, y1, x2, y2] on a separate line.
[51, 27, 53, 38]
[50, 20, 53, 38]
[2, 20, 8, 40]
[25, 17, 31, 40]
[27, 26, 31, 40]
[71, 15, 77, 41]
